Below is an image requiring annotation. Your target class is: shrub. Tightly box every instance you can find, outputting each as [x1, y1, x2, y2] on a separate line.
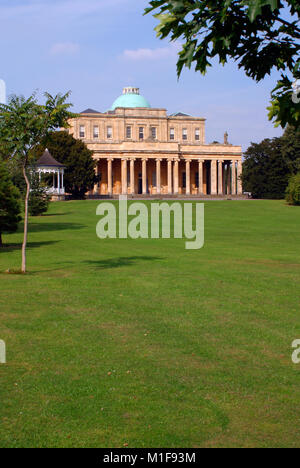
[29, 173, 50, 216]
[0, 160, 21, 246]
[286, 173, 300, 206]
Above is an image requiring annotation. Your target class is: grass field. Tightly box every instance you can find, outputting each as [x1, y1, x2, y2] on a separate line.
[0, 199, 299, 448]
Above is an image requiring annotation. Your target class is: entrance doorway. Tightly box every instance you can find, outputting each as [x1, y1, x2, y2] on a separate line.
[138, 173, 142, 194]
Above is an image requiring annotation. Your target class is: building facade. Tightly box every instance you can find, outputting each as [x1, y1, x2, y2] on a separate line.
[68, 87, 243, 197]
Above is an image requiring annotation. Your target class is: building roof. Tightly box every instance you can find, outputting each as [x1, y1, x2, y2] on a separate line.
[111, 87, 151, 111]
[80, 108, 101, 114]
[36, 149, 65, 167]
[169, 112, 191, 117]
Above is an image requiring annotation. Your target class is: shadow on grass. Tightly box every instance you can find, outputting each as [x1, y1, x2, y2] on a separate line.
[84, 256, 164, 270]
[37, 212, 72, 217]
[0, 240, 59, 253]
[27, 222, 85, 233]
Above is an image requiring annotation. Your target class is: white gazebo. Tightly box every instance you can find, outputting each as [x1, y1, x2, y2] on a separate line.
[36, 149, 66, 199]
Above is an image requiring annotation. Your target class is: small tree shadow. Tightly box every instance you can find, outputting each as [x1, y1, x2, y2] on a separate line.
[0, 240, 59, 253]
[84, 256, 164, 270]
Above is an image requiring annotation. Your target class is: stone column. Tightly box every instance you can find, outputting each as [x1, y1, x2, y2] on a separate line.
[156, 159, 162, 195]
[218, 160, 223, 195]
[130, 159, 135, 195]
[226, 162, 231, 194]
[198, 159, 204, 195]
[237, 160, 243, 194]
[107, 158, 113, 196]
[168, 160, 173, 194]
[185, 160, 191, 195]
[121, 158, 128, 195]
[232, 160, 237, 195]
[142, 158, 148, 195]
[173, 159, 179, 195]
[211, 160, 217, 195]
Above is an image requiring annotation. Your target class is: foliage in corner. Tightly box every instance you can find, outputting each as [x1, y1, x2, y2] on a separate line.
[145, 0, 300, 127]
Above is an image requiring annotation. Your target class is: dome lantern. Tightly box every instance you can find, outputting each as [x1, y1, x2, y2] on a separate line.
[123, 87, 140, 95]
[111, 87, 151, 111]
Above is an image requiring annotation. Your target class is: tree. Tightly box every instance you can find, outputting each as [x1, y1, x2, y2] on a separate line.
[145, 0, 300, 127]
[0, 160, 21, 247]
[32, 131, 96, 199]
[28, 172, 50, 217]
[242, 137, 290, 198]
[0, 93, 76, 272]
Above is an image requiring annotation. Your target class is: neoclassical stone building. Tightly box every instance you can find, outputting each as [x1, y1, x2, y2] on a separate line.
[68, 87, 242, 197]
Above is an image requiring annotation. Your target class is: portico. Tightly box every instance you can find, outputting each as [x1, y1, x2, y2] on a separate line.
[94, 155, 242, 196]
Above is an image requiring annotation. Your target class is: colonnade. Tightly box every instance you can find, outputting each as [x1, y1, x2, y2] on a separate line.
[99, 158, 242, 196]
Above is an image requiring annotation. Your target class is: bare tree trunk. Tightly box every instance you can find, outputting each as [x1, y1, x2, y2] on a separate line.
[22, 161, 30, 273]
[0, 232, 3, 247]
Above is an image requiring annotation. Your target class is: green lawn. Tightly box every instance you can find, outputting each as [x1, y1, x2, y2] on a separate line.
[0, 200, 299, 448]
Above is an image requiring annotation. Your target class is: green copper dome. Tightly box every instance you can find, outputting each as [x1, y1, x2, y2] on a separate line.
[111, 87, 151, 111]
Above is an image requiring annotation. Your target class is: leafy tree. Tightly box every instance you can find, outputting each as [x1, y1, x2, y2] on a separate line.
[145, 0, 300, 127]
[286, 173, 300, 205]
[0, 160, 21, 247]
[0, 93, 76, 272]
[32, 131, 96, 199]
[280, 125, 300, 174]
[242, 137, 290, 198]
[29, 172, 50, 217]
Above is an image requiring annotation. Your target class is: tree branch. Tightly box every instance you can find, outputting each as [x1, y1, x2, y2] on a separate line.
[276, 17, 300, 38]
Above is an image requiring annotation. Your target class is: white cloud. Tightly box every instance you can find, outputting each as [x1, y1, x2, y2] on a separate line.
[122, 44, 180, 61]
[50, 42, 80, 56]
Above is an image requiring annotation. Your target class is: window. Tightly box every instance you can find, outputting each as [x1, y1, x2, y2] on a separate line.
[93, 126, 99, 139]
[79, 125, 85, 138]
[195, 172, 199, 188]
[195, 128, 200, 141]
[107, 126, 113, 139]
[182, 172, 186, 188]
[182, 128, 188, 141]
[126, 126, 132, 139]
[151, 127, 157, 140]
[170, 128, 175, 140]
[139, 127, 144, 140]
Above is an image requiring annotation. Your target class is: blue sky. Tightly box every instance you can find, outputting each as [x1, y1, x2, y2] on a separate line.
[0, 0, 285, 150]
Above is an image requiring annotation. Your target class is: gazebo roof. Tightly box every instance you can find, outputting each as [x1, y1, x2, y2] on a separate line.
[36, 149, 65, 168]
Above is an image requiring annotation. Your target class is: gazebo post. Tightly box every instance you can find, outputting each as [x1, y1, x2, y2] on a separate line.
[57, 169, 60, 194]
